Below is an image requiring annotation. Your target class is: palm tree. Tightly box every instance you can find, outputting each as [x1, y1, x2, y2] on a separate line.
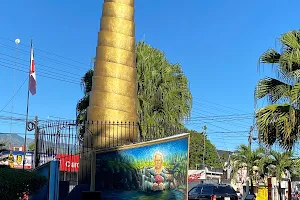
[230, 145, 265, 193]
[136, 42, 192, 136]
[264, 150, 295, 200]
[76, 42, 192, 138]
[255, 30, 300, 150]
[76, 69, 93, 124]
[76, 69, 93, 140]
[231, 145, 264, 174]
[265, 150, 293, 180]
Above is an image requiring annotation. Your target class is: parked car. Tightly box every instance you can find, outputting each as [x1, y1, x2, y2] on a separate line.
[188, 183, 238, 200]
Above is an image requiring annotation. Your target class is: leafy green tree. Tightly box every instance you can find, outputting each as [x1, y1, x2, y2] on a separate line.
[220, 153, 228, 164]
[28, 143, 35, 151]
[189, 130, 223, 169]
[76, 42, 192, 137]
[255, 30, 300, 150]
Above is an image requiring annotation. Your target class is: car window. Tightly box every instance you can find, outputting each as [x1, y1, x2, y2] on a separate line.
[189, 187, 201, 195]
[201, 186, 213, 194]
[214, 186, 236, 194]
[189, 186, 213, 195]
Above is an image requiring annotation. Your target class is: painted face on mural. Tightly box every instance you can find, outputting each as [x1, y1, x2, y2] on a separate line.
[154, 152, 163, 170]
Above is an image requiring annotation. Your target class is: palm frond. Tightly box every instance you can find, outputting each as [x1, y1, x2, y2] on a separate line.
[254, 77, 291, 103]
[280, 30, 300, 50]
[259, 48, 281, 65]
[255, 30, 300, 150]
[81, 69, 94, 95]
[291, 82, 300, 105]
[255, 104, 299, 150]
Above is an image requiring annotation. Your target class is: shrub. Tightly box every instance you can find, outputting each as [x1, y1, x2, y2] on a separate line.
[0, 166, 47, 200]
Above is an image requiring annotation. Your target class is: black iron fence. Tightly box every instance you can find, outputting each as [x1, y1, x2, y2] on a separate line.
[37, 121, 185, 154]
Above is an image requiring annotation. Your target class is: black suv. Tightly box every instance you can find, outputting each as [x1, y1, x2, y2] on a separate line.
[188, 183, 238, 200]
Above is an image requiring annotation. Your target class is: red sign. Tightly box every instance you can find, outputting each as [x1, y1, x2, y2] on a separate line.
[188, 171, 205, 182]
[56, 154, 79, 172]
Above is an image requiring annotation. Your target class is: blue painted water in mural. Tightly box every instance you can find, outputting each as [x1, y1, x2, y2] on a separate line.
[95, 135, 189, 200]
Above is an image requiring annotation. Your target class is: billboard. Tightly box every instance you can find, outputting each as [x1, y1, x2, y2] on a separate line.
[0, 151, 33, 169]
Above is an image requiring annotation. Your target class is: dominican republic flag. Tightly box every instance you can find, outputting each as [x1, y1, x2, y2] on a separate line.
[29, 41, 36, 95]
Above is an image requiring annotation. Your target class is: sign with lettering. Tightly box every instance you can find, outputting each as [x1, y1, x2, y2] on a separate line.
[188, 170, 206, 182]
[56, 154, 79, 172]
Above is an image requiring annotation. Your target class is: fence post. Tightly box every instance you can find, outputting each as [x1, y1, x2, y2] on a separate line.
[90, 130, 95, 192]
[34, 116, 39, 168]
[90, 150, 96, 192]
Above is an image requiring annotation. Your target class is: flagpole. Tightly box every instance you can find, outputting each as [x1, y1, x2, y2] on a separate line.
[22, 40, 32, 170]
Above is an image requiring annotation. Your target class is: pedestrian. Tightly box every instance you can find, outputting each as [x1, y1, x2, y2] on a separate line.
[292, 192, 297, 200]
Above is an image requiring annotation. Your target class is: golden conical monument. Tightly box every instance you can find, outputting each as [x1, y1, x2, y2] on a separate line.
[87, 0, 137, 147]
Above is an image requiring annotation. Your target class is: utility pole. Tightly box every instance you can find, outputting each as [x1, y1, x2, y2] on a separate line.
[202, 126, 207, 166]
[248, 126, 254, 150]
[34, 116, 39, 168]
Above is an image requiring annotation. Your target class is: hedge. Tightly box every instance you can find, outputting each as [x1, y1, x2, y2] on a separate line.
[0, 166, 47, 200]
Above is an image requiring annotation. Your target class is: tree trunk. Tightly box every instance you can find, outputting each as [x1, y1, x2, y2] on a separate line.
[250, 177, 254, 194]
[242, 180, 250, 200]
[278, 181, 282, 200]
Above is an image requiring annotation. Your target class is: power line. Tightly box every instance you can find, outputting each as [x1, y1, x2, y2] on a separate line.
[0, 52, 83, 77]
[193, 97, 250, 114]
[0, 110, 74, 122]
[0, 132, 35, 135]
[188, 115, 253, 121]
[0, 58, 81, 83]
[0, 36, 91, 67]
[191, 102, 253, 126]
[189, 113, 253, 118]
[191, 102, 253, 120]
[206, 130, 249, 134]
[0, 78, 27, 113]
[0, 63, 80, 85]
[0, 42, 90, 71]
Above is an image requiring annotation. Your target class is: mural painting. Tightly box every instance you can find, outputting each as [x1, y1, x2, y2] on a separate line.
[95, 134, 189, 200]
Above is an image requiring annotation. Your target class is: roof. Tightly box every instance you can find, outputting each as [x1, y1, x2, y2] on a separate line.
[217, 150, 233, 161]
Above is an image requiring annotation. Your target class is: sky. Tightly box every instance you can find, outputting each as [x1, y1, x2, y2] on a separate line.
[0, 0, 300, 152]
